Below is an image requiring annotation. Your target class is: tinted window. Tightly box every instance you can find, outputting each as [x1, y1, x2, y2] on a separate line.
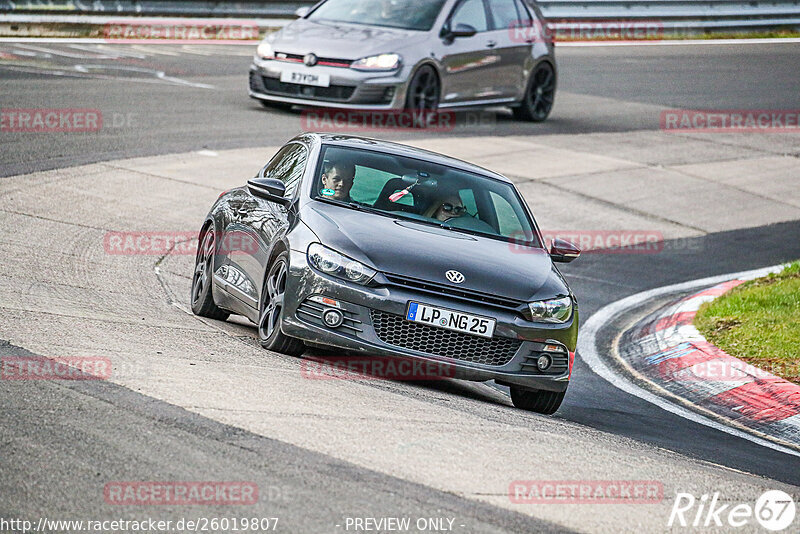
[309, 0, 448, 31]
[264, 143, 307, 198]
[486, 0, 519, 29]
[514, 0, 533, 26]
[450, 0, 488, 33]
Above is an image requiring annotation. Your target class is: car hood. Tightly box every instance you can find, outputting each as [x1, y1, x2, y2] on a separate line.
[302, 202, 569, 302]
[270, 19, 427, 60]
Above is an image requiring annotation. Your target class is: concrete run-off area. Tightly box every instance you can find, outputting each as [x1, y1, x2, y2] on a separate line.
[1, 129, 799, 531]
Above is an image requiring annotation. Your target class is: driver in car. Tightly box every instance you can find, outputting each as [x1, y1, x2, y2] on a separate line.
[320, 161, 356, 202]
[426, 194, 468, 222]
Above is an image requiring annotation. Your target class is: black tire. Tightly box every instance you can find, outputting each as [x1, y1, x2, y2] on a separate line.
[191, 228, 230, 321]
[512, 62, 556, 122]
[404, 65, 440, 128]
[510, 386, 566, 414]
[258, 252, 305, 356]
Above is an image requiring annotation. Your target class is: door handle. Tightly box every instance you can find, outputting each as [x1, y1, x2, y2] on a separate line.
[486, 40, 497, 48]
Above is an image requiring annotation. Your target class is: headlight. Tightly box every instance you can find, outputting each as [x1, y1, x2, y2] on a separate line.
[256, 41, 274, 59]
[307, 243, 376, 285]
[528, 296, 572, 323]
[350, 53, 401, 71]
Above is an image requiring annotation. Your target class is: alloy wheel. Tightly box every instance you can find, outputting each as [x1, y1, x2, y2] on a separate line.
[259, 260, 287, 341]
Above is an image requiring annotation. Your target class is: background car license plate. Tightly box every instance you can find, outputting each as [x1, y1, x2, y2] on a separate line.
[280, 70, 330, 87]
[406, 302, 495, 339]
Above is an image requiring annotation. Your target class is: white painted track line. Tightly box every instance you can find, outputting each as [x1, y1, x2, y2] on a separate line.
[577, 264, 800, 458]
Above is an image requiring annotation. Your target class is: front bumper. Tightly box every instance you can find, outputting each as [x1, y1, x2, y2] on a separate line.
[281, 250, 577, 392]
[248, 58, 410, 110]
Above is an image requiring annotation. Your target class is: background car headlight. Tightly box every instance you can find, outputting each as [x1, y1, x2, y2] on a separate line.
[528, 296, 572, 323]
[307, 243, 376, 285]
[256, 41, 274, 60]
[350, 53, 401, 71]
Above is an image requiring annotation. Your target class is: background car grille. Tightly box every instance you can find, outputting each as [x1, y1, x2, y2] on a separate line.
[370, 310, 521, 367]
[262, 77, 356, 101]
[274, 52, 353, 68]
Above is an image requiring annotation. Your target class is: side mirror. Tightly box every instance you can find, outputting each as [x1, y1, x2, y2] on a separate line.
[248, 178, 289, 206]
[451, 23, 477, 38]
[550, 238, 581, 263]
[294, 6, 310, 17]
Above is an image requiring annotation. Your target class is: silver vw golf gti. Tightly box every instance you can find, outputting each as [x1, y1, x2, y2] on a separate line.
[249, 0, 556, 121]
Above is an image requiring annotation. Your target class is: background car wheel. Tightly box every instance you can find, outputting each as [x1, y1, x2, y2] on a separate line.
[190, 228, 230, 321]
[258, 252, 305, 356]
[513, 62, 556, 122]
[510, 386, 565, 414]
[404, 65, 440, 127]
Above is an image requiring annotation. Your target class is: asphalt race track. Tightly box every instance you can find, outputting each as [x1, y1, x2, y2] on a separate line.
[1, 41, 799, 532]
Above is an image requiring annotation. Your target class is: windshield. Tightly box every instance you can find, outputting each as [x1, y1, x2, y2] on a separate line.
[307, 0, 447, 31]
[312, 145, 542, 247]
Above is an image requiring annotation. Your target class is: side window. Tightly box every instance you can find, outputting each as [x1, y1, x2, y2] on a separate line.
[263, 143, 307, 198]
[348, 167, 397, 205]
[486, 0, 519, 30]
[450, 0, 488, 33]
[513, 0, 532, 27]
[489, 191, 525, 236]
[459, 189, 478, 216]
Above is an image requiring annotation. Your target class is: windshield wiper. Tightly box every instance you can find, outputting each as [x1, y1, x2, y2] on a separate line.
[316, 196, 397, 218]
[346, 202, 394, 218]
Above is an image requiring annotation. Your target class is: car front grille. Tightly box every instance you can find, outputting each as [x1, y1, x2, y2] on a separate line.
[274, 52, 353, 68]
[370, 310, 521, 367]
[262, 76, 356, 102]
[382, 273, 526, 314]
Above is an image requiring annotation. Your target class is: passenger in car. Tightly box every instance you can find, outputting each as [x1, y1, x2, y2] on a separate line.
[425, 194, 468, 222]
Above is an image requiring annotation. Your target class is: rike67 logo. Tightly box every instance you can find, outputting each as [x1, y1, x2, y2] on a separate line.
[669, 490, 796, 531]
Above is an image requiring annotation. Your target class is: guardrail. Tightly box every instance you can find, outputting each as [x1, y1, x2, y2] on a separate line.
[2, 0, 799, 32]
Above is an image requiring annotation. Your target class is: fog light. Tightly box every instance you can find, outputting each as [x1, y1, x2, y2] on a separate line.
[322, 309, 344, 328]
[537, 354, 552, 371]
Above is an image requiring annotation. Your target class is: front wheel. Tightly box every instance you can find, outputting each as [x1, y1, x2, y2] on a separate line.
[258, 252, 304, 356]
[512, 62, 556, 122]
[510, 386, 566, 414]
[404, 65, 440, 128]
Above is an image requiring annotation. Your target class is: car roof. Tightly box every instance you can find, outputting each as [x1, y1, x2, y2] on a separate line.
[294, 133, 512, 183]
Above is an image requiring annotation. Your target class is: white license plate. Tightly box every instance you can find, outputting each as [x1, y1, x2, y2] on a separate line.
[280, 70, 330, 87]
[405, 302, 496, 339]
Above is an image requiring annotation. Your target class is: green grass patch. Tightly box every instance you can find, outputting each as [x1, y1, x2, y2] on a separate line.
[694, 261, 800, 384]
